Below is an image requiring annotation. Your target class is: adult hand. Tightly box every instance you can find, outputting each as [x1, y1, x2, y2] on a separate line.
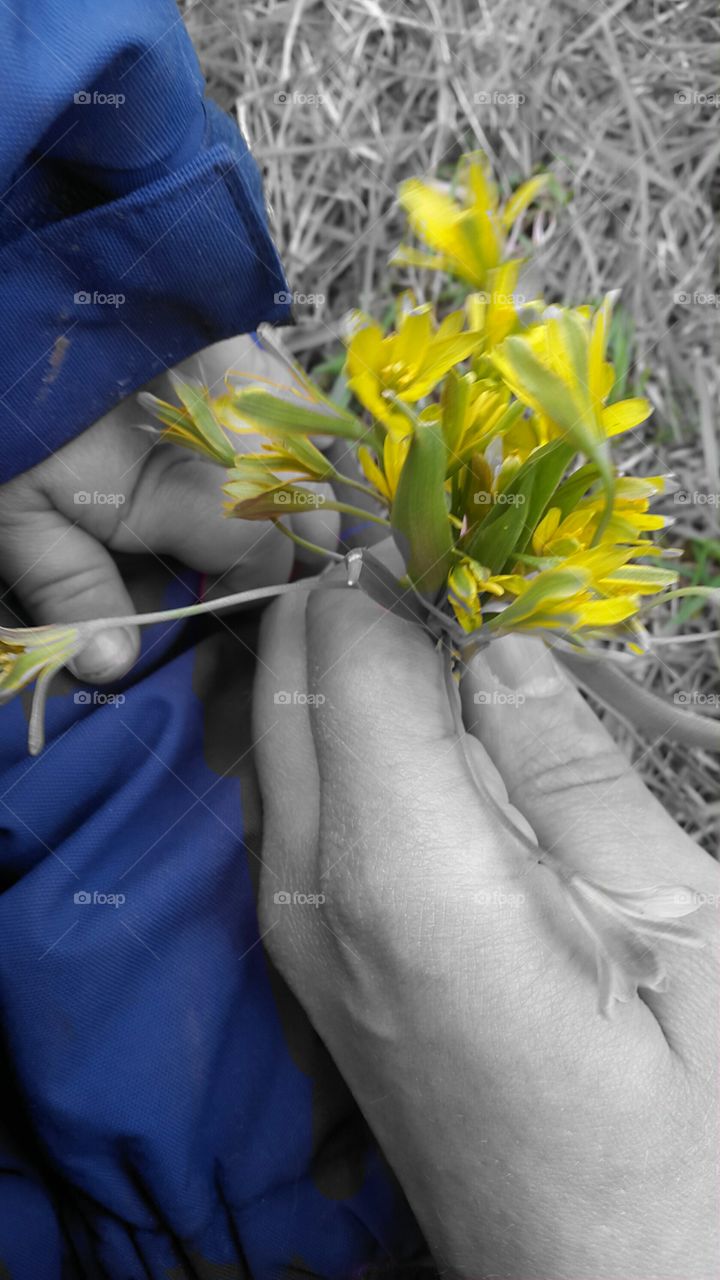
[254, 573, 719, 1279]
[0, 336, 338, 682]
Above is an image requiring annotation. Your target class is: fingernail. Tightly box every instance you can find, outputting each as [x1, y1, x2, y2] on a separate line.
[69, 627, 138, 683]
[484, 635, 567, 698]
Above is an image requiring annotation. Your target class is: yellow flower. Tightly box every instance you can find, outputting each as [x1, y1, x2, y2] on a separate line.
[465, 262, 535, 350]
[357, 432, 411, 503]
[393, 152, 551, 291]
[139, 379, 236, 466]
[493, 297, 652, 448]
[481, 546, 677, 636]
[346, 298, 480, 439]
[448, 558, 505, 633]
[532, 474, 670, 560]
[218, 425, 336, 487]
[441, 369, 519, 462]
[492, 296, 654, 540]
[0, 624, 82, 755]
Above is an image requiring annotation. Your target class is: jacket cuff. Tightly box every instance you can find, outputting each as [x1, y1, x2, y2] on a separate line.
[0, 133, 290, 483]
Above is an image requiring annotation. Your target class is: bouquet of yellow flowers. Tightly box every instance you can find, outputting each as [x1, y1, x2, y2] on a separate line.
[2, 151, 716, 1014]
[147, 152, 688, 651]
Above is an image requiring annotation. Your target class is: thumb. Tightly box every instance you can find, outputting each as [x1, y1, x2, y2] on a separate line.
[303, 579, 545, 892]
[461, 634, 720, 1047]
[460, 634, 713, 889]
[0, 494, 139, 682]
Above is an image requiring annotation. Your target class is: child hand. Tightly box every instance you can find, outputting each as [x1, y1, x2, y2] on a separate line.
[0, 335, 338, 682]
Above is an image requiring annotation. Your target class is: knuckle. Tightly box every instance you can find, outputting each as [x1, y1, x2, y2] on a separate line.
[515, 734, 632, 805]
[23, 562, 110, 616]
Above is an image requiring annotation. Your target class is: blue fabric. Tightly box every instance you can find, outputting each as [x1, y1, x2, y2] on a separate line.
[0, 0, 290, 484]
[0, 571, 424, 1277]
[0, 3, 425, 1274]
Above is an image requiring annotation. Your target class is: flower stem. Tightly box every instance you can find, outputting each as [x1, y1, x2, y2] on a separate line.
[328, 501, 391, 527]
[275, 522, 345, 562]
[77, 577, 320, 638]
[332, 472, 390, 507]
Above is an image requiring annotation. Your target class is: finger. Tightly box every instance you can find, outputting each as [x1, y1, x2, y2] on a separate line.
[254, 586, 318, 847]
[461, 635, 715, 890]
[253, 587, 325, 965]
[114, 453, 295, 593]
[461, 635, 720, 1046]
[0, 485, 139, 682]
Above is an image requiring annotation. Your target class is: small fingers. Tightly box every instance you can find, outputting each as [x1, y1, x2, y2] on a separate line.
[0, 482, 139, 681]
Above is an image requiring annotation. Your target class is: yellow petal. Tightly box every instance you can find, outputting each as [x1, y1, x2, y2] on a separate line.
[390, 244, 450, 273]
[588, 293, 616, 407]
[394, 306, 433, 373]
[464, 152, 500, 217]
[357, 445, 391, 502]
[601, 398, 652, 436]
[597, 565, 677, 595]
[576, 596, 638, 626]
[532, 506, 562, 554]
[408, 332, 481, 399]
[383, 432, 411, 496]
[346, 320, 384, 379]
[501, 173, 551, 230]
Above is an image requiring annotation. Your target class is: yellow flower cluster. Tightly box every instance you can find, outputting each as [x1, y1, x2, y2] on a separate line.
[146, 149, 678, 650]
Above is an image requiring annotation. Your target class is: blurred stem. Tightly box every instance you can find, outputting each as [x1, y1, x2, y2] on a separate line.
[329, 501, 391, 527]
[333, 472, 389, 507]
[276, 521, 345, 562]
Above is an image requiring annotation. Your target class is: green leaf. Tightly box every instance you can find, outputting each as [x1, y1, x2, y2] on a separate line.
[607, 306, 633, 403]
[272, 432, 336, 478]
[391, 418, 453, 596]
[169, 378, 237, 466]
[487, 567, 589, 631]
[224, 480, 328, 521]
[464, 439, 574, 573]
[553, 461, 600, 519]
[493, 336, 615, 531]
[441, 369, 472, 456]
[230, 388, 365, 441]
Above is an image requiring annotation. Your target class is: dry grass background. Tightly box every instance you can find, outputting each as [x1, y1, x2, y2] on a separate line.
[183, 0, 720, 849]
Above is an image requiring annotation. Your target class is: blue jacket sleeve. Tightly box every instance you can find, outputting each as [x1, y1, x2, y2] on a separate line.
[0, 0, 290, 483]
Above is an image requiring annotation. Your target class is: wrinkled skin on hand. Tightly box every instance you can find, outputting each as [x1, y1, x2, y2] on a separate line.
[254, 577, 719, 1280]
